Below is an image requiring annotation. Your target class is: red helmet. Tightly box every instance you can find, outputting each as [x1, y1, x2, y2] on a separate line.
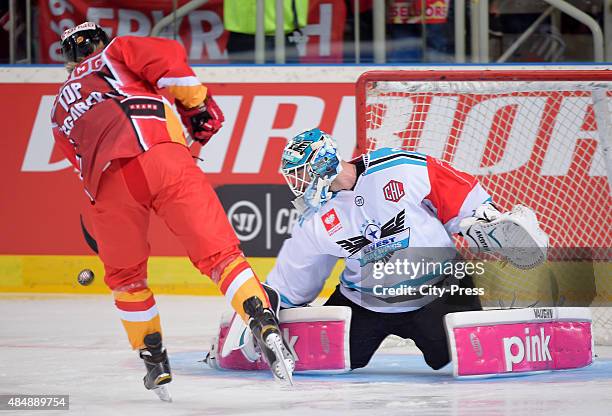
[60, 22, 109, 63]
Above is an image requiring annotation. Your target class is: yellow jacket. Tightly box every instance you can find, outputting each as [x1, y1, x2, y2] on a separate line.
[224, 0, 309, 35]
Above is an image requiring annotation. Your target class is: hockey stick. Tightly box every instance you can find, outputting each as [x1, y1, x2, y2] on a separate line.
[80, 214, 99, 254]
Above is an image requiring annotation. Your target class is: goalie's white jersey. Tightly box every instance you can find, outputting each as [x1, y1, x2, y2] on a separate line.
[267, 148, 491, 313]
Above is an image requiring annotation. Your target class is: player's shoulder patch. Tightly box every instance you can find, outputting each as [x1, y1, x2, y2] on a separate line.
[364, 147, 428, 175]
[320, 207, 343, 236]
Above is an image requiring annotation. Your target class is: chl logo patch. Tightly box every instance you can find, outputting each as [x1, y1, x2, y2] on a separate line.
[383, 180, 405, 202]
[321, 208, 342, 235]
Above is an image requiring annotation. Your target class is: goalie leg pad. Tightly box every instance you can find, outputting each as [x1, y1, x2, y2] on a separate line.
[445, 308, 593, 378]
[211, 306, 352, 373]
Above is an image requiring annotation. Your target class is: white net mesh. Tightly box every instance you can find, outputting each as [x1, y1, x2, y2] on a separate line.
[359, 72, 612, 345]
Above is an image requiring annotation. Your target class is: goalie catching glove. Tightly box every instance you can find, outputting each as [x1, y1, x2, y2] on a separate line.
[459, 203, 549, 269]
[177, 93, 224, 145]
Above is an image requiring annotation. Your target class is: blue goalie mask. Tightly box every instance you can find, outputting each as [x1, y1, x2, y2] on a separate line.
[281, 129, 342, 215]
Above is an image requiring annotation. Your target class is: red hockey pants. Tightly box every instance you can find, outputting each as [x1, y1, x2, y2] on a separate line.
[87, 142, 268, 349]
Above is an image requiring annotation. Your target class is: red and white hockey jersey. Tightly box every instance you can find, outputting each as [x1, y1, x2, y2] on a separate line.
[50, 36, 207, 199]
[267, 148, 492, 313]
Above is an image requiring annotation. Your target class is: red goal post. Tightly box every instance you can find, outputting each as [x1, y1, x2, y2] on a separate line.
[355, 68, 612, 344]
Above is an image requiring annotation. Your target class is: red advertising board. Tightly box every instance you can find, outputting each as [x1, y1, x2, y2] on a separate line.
[37, 0, 346, 63]
[0, 82, 355, 256]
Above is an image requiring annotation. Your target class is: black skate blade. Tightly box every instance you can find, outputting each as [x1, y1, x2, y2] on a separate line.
[266, 333, 295, 386]
[152, 385, 172, 402]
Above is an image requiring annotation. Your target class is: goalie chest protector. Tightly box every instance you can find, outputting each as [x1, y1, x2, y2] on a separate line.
[268, 148, 492, 313]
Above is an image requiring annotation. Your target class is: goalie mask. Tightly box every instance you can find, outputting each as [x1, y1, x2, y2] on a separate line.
[61, 22, 109, 64]
[281, 129, 342, 215]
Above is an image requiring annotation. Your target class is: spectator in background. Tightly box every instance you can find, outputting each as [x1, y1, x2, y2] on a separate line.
[0, 0, 27, 63]
[343, 0, 375, 63]
[386, 0, 454, 63]
[0, 3, 8, 63]
[489, 0, 565, 62]
[224, 0, 309, 63]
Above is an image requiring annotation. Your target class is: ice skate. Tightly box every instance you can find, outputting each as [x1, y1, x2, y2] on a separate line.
[243, 296, 295, 385]
[139, 332, 173, 402]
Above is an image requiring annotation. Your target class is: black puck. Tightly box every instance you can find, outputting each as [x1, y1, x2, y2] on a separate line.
[77, 269, 95, 286]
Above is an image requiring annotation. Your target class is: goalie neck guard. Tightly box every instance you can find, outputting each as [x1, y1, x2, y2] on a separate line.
[60, 22, 110, 64]
[281, 129, 342, 216]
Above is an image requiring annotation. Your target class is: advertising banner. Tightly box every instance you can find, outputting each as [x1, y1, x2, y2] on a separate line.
[37, 0, 346, 64]
[0, 82, 356, 256]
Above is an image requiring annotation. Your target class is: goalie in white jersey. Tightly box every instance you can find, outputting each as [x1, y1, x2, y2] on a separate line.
[263, 128, 549, 370]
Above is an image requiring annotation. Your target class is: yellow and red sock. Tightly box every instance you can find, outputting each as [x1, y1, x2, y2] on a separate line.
[113, 287, 162, 350]
[216, 256, 270, 322]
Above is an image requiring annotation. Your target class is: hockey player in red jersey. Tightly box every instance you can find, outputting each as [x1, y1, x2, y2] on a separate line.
[51, 22, 294, 399]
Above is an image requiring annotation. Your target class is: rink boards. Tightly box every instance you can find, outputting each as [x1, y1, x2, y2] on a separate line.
[0, 255, 343, 295]
[0, 65, 609, 296]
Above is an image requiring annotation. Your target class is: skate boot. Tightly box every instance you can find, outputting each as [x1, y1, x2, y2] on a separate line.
[139, 332, 172, 402]
[243, 296, 296, 385]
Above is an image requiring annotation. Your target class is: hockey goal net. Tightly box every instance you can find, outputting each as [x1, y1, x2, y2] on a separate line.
[356, 69, 612, 345]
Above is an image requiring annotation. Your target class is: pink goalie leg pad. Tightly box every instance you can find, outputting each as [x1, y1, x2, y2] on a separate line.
[216, 306, 352, 373]
[446, 308, 593, 378]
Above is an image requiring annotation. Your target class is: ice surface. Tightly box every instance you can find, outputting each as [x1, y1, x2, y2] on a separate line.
[1, 294, 611, 416]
